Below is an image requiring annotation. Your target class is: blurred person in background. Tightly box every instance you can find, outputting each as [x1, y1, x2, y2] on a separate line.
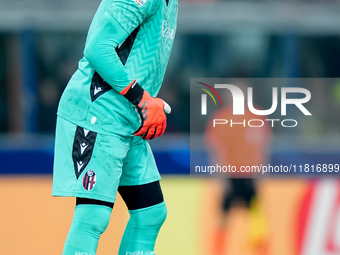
[205, 81, 272, 255]
[52, 0, 178, 254]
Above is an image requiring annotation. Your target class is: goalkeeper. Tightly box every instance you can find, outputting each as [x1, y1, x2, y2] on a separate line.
[52, 0, 177, 254]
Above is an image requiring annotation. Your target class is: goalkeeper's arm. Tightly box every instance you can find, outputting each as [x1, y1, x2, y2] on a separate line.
[84, 11, 133, 92]
[84, 12, 167, 139]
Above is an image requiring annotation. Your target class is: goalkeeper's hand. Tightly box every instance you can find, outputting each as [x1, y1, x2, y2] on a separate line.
[120, 80, 168, 140]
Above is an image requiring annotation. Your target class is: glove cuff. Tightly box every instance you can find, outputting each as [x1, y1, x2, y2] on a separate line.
[120, 80, 145, 106]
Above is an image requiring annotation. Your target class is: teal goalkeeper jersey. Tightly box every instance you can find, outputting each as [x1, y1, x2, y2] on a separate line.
[57, 0, 178, 136]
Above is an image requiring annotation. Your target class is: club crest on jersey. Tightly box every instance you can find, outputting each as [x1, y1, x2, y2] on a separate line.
[82, 170, 96, 191]
[133, 0, 146, 7]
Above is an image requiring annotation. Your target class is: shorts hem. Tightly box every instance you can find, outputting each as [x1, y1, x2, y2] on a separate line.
[119, 176, 161, 186]
[52, 191, 116, 203]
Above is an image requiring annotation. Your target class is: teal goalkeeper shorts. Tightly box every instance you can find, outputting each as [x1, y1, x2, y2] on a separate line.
[52, 116, 161, 203]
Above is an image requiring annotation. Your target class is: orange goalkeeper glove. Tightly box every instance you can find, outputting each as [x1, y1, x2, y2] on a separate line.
[120, 80, 167, 140]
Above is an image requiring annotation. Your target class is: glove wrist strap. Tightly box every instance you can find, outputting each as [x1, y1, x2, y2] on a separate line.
[120, 80, 144, 106]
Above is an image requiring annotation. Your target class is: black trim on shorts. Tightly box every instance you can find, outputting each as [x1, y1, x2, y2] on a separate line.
[118, 181, 164, 210]
[72, 126, 97, 179]
[76, 197, 114, 209]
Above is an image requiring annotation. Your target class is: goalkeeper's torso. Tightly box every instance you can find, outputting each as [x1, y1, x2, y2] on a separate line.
[57, 0, 178, 136]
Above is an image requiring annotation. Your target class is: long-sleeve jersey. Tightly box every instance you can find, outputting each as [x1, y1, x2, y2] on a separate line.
[57, 0, 178, 136]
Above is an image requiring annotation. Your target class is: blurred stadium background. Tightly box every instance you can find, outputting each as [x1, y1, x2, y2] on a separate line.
[1, 0, 340, 254]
